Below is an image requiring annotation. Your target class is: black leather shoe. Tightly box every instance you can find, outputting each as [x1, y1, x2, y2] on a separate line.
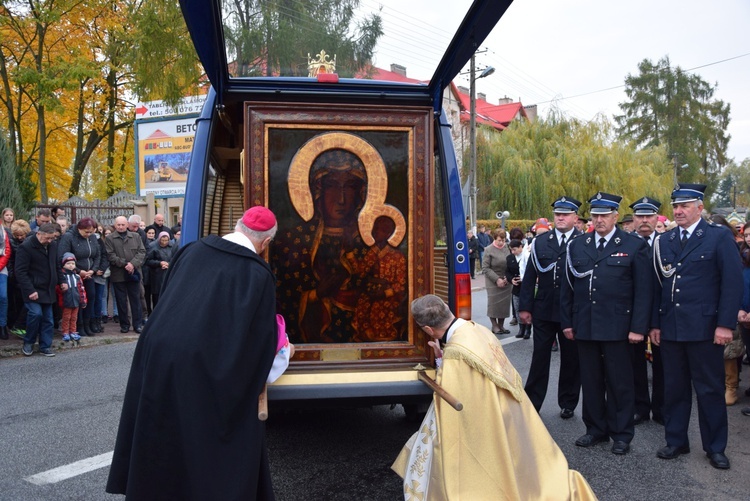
[134, 326, 142, 334]
[612, 441, 630, 455]
[656, 445, 690, 459]
[741, 407, 750, 416]
[560, 408, 574, 419]
[706, 452, 730, 470]
[652, 414, 665, 425]
[515, 332, 524, 338]
[633, 413, 650, 425]
[120, 327, 129, 333]
[575, 434, 608, 447]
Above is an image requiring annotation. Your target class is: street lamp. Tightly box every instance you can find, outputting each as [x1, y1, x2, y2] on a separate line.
[469, 54, 495, 231]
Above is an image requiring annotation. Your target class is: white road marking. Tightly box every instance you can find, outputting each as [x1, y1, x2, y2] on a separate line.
[24, 451, 113, 485]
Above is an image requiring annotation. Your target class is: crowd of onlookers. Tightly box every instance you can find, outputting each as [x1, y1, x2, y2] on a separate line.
[0, 206, 181, 356]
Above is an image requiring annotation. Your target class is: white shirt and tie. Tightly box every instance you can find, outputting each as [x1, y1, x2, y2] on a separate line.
[596, 228, 617, 254]
[678, 220, 700, 248]
[556, 229, 573, 248]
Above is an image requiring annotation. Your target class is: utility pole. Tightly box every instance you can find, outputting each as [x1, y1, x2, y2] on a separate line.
[468, 53, 494, 231]
[469, 53, 477, 232]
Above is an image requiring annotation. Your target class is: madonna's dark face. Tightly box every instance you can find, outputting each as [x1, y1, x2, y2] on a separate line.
[320, 168, 363, 227]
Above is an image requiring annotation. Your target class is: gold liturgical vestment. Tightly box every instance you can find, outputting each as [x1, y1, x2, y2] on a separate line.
[392, 321, 597, 501]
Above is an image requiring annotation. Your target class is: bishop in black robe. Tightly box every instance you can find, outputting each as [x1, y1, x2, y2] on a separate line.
[106, 233, 278, 500]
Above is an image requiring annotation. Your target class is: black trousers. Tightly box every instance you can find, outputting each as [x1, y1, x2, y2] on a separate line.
[632, 340, 665, 419]
[661, 339, 726, 453]
[578, 339, 635, 443]
[76, 276, 97, 327]
[113, 281, 142, 330]
[632, 341, 651, 416]
[651, 344, 664, 420]
[524, 319, 581, 412]
[7, 277, 27, 329]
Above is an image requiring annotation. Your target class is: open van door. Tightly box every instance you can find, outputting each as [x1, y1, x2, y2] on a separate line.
[178, 0, 515, 410]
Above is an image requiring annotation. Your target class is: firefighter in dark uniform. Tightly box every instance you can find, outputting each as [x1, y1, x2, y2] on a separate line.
[560, 192, 652, 455]
[629, 196, 665, 425]
[518, 196, 582, 419]
[651, 184, 742, 470]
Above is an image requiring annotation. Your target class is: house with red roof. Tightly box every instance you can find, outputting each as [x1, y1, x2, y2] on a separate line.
[361, 64, 533, 174]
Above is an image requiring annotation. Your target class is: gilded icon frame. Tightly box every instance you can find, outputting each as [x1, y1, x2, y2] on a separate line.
[245, 102, 434, 367]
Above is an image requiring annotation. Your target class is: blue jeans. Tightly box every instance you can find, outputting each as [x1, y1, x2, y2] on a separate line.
[23, 301, 54, 350]
[108, 282, 118, 316]
[0, 273, 7, 327]
[95, 282, 106, 317]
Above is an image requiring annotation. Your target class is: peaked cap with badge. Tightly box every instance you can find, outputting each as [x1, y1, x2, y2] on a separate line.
[629, 197, 661, 216]
[671, 183, 706, 204]
[588, 192, 622, 215]
[552, 196, 582, 214]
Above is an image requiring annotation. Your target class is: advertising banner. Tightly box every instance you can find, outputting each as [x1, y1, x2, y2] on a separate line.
[135, 116, 197, 198]
[135, 94, 208, 120]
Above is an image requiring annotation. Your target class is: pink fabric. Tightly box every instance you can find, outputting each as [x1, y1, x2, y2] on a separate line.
[276, 314, 287, 353]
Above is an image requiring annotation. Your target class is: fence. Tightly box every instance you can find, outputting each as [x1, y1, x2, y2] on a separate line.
[33, 191, 142, 227]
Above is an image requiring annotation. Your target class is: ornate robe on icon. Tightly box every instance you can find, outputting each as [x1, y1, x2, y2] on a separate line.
[273, 218, 368, 343]
[352, 243, 407, 342]
[392, 321, 597, 501]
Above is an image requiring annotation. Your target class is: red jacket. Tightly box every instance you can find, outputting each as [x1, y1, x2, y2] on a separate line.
[0, 228, 11, 273]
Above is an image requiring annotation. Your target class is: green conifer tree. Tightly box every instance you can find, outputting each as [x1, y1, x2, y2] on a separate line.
[0, 131, 33, 216]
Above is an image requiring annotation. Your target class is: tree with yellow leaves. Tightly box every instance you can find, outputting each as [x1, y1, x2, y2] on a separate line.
[0, 0, 202, 202]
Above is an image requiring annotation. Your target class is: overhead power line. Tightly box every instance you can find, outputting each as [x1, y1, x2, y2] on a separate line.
[534, 52, 750, 106]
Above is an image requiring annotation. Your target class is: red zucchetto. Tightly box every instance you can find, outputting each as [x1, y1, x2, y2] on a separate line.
[242, 206, 276, 231]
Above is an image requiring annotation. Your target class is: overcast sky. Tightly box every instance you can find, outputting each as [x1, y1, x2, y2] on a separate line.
[359, 0, 750, 164]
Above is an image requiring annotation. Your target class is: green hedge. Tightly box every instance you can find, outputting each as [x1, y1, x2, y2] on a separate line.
[469, 219, 541, 233]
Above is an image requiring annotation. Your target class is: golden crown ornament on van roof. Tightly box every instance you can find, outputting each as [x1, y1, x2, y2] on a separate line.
[308, 50, 337, 77]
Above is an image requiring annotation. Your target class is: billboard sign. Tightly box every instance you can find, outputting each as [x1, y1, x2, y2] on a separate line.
[135, 94, 208, 120]
[135, 116, 197, 198]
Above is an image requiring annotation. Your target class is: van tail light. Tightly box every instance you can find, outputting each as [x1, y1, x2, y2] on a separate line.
[455, 273, 472, 319]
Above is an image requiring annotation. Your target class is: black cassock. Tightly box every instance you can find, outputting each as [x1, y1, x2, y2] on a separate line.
[107, 235, 277, 500]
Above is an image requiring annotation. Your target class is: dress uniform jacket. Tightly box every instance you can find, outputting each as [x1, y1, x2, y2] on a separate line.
[560, 228, 652, 339]
[519, 229, 581, 322]
[652, 218, 742, 453]
[519, 229, 582, 412]
[653, 219, 742, 339]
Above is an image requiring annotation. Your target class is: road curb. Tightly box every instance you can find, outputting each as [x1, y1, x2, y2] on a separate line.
[0, 334, 140, 358]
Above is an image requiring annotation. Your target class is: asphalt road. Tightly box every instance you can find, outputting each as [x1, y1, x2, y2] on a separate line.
[1, 288, 749, 500]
